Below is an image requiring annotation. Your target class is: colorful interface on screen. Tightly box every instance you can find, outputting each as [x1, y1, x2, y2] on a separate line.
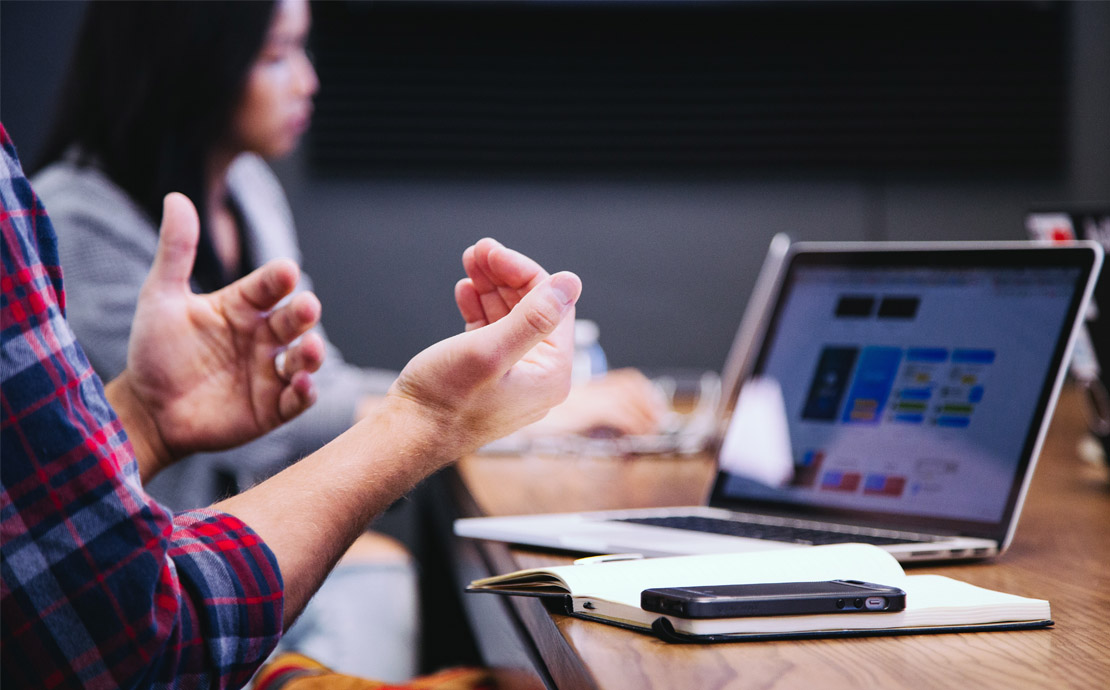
[720, 262, 1081, 524]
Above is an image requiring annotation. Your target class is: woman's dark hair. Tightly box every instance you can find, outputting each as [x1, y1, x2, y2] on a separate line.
[36, 0, 277, 290]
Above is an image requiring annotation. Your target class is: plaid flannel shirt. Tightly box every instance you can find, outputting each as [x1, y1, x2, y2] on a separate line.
[1, 124, 284, 689]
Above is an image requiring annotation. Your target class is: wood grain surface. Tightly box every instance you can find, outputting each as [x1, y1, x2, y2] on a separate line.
[455, 386, 1110, 689]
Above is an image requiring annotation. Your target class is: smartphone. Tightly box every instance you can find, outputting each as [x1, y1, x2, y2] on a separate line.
[640, 580, 907, 619]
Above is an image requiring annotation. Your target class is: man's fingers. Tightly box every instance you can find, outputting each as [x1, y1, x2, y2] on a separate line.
[455, 279, 489, 330]
[468, 241, 514, 324]
[461, 242, 495, 294]
[267, 291, 321, 344]
[470, 271, 581, 369]
[486, 243, 546, 322]
[278, 333, 326, 379]
[486, 242, 547, 292]
[463, 238, 550, 325]
[147, 193, 200, 292]
[233, 259, 302, 312]
[278, 370, 317, 421]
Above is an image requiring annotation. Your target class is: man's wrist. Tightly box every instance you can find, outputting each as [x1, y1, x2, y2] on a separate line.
[104, 371, 175, 482]
[368, 392, 474, 472]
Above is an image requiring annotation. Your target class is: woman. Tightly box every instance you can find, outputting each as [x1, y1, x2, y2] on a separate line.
[33, 0, 664, 677]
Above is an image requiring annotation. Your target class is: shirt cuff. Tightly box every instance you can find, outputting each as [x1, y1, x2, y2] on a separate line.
[167, 509, 285, 686]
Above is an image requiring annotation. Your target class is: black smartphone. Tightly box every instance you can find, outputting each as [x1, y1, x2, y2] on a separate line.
[640, 580, 907, 619]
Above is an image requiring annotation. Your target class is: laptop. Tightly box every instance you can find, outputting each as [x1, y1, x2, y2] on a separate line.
[455, 238, 1104, 562]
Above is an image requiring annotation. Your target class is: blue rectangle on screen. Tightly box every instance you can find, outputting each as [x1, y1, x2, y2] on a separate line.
[894, 413, 925, 424]
[952, 349, 996, 364]
[822, 471, 843, 488]
[906, 348, 947, 362]
[841, 347, 901, 424]
[935, 416, 971, 428]
[864, 474, 886, 492]
[899, 387, 932, 400]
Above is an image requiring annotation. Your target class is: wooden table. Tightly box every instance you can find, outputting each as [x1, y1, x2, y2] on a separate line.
[445, 386, 1110, 689]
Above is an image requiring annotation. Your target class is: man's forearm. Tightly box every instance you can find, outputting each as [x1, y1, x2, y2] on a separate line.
[214, 394, 454, 627]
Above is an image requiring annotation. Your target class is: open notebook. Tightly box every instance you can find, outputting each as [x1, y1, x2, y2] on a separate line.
[466, 544, 1052, 642]
[456, 239, 1103, 562]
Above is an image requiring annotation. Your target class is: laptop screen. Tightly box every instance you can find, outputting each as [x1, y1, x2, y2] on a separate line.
[713, 245, 1099, 540]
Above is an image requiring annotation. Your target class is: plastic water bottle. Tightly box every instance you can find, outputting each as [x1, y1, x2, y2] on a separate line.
[572, 319, 608, 383]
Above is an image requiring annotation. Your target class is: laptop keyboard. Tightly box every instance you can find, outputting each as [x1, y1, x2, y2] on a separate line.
[615, 515, 934, 546]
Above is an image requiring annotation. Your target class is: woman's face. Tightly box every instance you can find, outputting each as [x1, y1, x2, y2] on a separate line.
[230, 0, 318, 159]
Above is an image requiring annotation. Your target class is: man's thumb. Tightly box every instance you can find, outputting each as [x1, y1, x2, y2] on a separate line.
[481, 271, 582, 365]
[147, 192, 200, 291]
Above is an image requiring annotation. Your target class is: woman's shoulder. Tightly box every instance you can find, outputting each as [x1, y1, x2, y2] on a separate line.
[33, 159, 153, 230]
[32, 159, 157, 250]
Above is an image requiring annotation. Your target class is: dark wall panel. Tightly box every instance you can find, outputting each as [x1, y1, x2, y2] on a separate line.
[310, 1, 1066, 176]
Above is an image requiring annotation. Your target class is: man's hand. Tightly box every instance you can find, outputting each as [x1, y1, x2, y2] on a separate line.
[458, 240, 664, 439]
[218, 237, 579, 623]
[387, 238, 582, 459]
[106, 193, 325, 480]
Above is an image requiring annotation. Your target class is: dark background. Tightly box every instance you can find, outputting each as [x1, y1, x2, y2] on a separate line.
[3, 0, 1108, 375]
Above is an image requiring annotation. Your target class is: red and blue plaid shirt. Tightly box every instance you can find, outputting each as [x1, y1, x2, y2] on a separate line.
[1, 124, 284, 689]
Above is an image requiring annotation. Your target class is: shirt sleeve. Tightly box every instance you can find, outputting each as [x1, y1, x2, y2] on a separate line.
[1, 125, 284, 690]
